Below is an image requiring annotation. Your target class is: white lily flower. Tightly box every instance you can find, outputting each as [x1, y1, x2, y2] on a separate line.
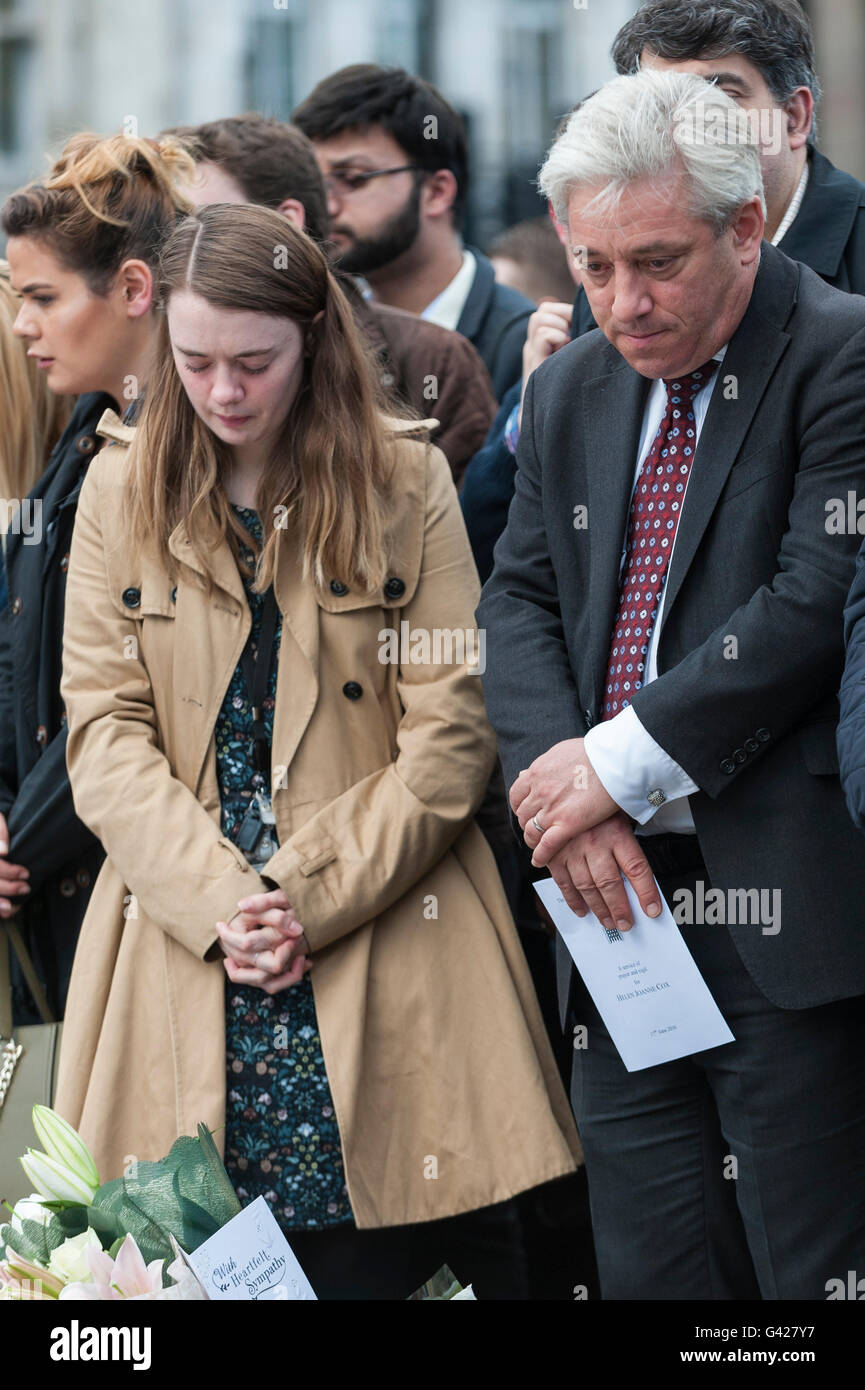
[20, 1148, 98, 1205]
[31, 1105, 100, 1191]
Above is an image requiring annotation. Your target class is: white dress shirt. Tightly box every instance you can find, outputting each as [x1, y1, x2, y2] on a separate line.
[772, 160, 810, 246]
[584, 346, 728, 834]
[420, 249, 477, 331]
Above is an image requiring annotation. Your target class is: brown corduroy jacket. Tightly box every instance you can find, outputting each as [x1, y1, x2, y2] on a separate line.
[350, 288, 497, 489]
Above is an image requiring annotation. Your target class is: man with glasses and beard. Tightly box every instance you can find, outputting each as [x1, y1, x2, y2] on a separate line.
[293, 65, 533, 401]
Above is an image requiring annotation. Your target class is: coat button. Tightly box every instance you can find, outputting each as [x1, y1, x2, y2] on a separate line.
[330, 580, 349, 596]
[60, 551, 70, 573]
[10, 597, 21, 615]
[170, 586, 177, 603]
[755, 727, 770, 743]
[75, 435, 95, 455]
[59, 878, 76, 897]
[342, 681, 363, 700]
[719, 757, 736, 775]
[733, 747, 747, 765]
[384, 577, 405, 599]
[75, 868, 91, 889]
[122, 586, 141, 608]
[744, 737, 759, 753]
[35, 725, 47, 746]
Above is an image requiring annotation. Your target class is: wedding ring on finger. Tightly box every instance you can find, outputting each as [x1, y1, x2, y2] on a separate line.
[531, 814, 546, 835]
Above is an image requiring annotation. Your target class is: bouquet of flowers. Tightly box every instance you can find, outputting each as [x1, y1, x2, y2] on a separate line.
[1, 1105, 476, 1301]
[0, 1106, 238, 1300]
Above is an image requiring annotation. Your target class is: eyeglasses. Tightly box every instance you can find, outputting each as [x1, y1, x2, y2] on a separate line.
[322, 165, 422, 196]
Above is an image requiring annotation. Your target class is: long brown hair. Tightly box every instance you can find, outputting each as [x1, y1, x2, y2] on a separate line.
[126, 203, 395, 593]
[0, 261, 71, 511]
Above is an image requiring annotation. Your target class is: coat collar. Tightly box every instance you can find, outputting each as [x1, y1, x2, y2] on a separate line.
[776, 148, 865, 280]
[96, 407, 437, 614]
[156, 412, 437, 608]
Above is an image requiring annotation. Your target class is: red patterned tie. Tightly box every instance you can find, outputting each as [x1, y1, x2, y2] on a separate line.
[602, 359, 719, 720]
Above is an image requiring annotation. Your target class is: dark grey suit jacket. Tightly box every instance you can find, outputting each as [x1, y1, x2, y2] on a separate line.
[477, 240, 865, 1010]
[457, 248, 533, 401]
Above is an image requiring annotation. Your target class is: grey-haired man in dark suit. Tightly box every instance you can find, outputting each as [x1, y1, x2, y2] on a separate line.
[478, 69, 865, 1300]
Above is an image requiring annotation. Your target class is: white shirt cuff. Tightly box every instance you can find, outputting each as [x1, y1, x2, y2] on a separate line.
[584, 704, 699, 825]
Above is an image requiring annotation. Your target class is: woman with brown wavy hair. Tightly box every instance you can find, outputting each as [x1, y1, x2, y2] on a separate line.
[0, 132, 193, 1022]
[0, 261, 71, 516]
[56, 202, 581, 1298]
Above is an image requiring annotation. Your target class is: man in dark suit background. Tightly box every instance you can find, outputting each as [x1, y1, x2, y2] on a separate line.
[614, 0, 865, 290]
[292, 64, 533, 400]
[478, 68, 865, 1300]
[576, 0, 865, 335]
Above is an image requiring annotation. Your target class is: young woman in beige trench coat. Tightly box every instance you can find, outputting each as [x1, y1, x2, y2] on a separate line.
[56, 203, 581, 1296]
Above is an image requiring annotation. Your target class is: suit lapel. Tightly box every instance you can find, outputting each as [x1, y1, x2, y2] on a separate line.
[659, 249, 795, 630]
[584, 355, 651, 711]
[455, 248, 492, 341]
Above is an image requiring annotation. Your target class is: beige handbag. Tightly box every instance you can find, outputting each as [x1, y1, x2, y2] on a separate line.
[0, 921, 63, 1206]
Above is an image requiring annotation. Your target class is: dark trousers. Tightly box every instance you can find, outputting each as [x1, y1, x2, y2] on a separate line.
[286, 1192, 529, 1300]
[567, 835, 865, 1300]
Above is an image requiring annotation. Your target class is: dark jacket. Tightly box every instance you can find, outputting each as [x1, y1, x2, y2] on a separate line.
[456, 248, 533, 401]
[0, 391, 114, 1021]
[350, 289, 497, 488]
[479, 242, 865, 1010]
[780, 147, 865, 294]
[459, 381, 521, 584]
[460, 296, 586, 580]
[838, 539, 865, 829]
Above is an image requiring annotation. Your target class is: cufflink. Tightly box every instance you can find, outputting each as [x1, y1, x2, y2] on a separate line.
[646, 788, 667, 808]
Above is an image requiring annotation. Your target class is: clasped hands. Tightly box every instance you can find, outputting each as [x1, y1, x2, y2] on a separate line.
[217, 887, 311, 995]
[510, 738, 662, 932]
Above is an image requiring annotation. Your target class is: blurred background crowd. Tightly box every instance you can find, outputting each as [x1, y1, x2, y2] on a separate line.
[1, 0, 863, 237]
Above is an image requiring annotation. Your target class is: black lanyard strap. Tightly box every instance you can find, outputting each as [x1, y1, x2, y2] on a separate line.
[240, 587, 279, 776]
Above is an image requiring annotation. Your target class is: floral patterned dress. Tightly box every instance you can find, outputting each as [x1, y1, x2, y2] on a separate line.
[218, 506, 352, 1230]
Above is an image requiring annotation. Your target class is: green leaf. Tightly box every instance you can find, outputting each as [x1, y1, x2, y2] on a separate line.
[90, 1178, 173, 1266]
[48, 1204, 119, 1249]
[0, 1220, 35, 1264]
[0, 1212, 67, 1267]
[196, 1123, 242, 1223]
[6, 1123, 243, 1271]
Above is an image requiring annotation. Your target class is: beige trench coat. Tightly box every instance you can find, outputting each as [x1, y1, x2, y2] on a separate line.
[55, 409, 581, 1228]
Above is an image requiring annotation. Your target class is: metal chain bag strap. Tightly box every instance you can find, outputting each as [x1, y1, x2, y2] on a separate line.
[0, 920, 63, 1205]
